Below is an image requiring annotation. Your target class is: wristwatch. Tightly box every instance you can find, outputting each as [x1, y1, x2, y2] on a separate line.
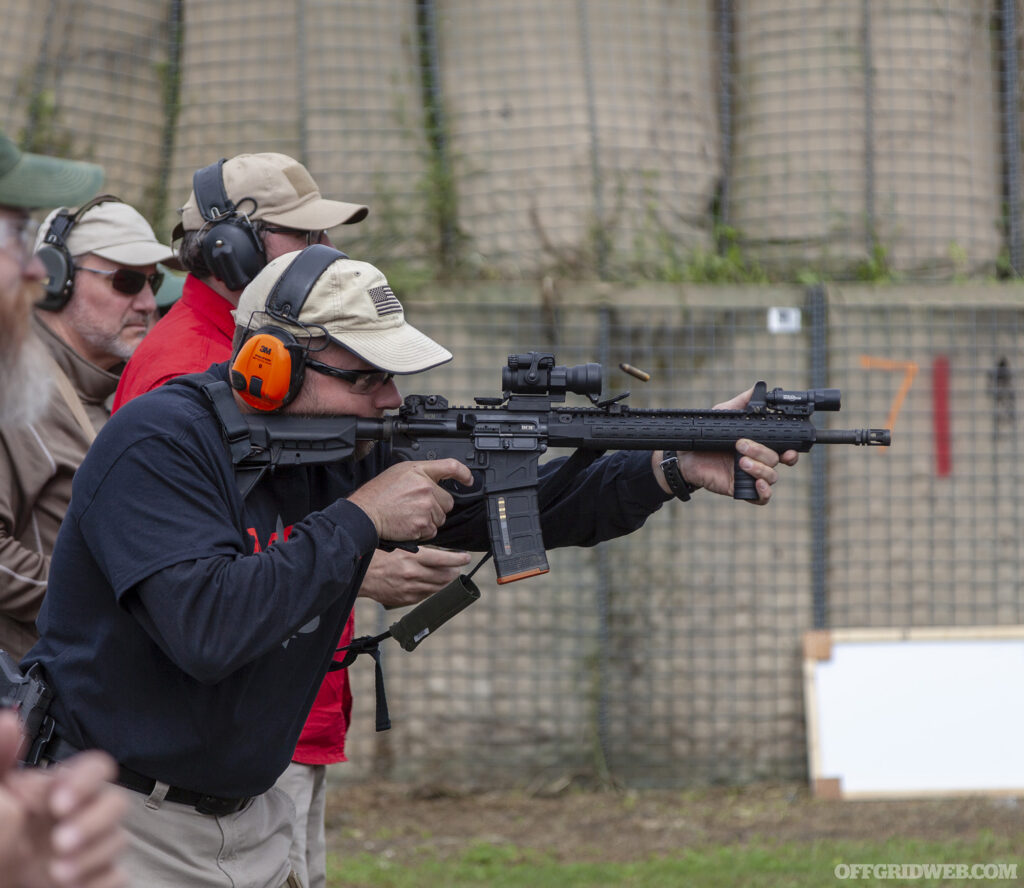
[659, 450, 700, 502]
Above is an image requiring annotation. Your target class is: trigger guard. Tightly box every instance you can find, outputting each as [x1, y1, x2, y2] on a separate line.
[441, 470, 484, 502]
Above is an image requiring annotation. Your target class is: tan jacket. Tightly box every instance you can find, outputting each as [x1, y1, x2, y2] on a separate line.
[0, 315, 120, 659]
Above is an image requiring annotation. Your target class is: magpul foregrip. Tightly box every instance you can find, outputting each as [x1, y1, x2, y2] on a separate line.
[389, 574, 481, 652]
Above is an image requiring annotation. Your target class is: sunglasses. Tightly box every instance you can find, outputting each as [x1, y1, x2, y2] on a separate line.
[305, 358, 395, 395]
[261, 226, 326, 246]
[77, 266, 164, 296]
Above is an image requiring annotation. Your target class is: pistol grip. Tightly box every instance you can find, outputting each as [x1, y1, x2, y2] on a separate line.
[486, 488, 550, 583]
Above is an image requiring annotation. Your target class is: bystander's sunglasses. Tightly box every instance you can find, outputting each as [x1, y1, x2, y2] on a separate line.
[261, 226, 325, 246]
[305, 358, 395, 395]
[77, 266, 164, 296]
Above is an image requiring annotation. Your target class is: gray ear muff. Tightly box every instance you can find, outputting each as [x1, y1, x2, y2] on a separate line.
[35, 194, 123, 312]
[36, 243, 75, 311]
[199, 218, 266, 292]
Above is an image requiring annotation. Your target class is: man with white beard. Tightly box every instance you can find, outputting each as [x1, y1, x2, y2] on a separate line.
[0, 128, 131, 888]
[0, 137, 104, 426]
[0, 256, 53, 427]
[0, 194, 174, 660]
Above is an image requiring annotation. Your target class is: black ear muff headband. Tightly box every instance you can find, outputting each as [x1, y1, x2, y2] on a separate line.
[229, 244, 349, 411]
[193, 159, 235, 221]
[264, 243, 347, 323]
[36, 194, 124, 312]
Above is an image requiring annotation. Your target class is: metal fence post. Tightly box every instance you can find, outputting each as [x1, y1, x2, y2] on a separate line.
[862, 0, 876, 258]
[1002, 0, 1023, 276]
[807, 284, 829, 630]
[151, 0, 184, 234]
[717, 0, 733, 236]
[417, 0, 458, 271]
[297, 0, 308, 166]
[594, 305, 613, 779]
[577, 0, 608, 281]
[21, 0, 60, 152]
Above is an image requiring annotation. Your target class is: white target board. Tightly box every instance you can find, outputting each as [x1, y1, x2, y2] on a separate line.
[803, 627, 1024, 799]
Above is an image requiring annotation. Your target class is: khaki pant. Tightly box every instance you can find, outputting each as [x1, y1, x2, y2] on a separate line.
[120, 780, 299, 888]
[274, 762, 328, 888]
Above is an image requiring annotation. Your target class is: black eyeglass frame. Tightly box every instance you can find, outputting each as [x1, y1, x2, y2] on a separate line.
[305, 358, 395, 394]
[77, 266, 164, 296]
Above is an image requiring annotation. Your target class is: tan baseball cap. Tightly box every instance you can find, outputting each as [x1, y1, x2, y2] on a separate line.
[234, 248, 452, 374]
[175, 153, 368, 238]
[36, 199, 176, 266]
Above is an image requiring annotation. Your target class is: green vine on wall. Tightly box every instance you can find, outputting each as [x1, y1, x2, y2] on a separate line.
[18, 87, 72, 157]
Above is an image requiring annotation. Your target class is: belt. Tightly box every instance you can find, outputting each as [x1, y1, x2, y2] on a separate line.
[42, 734, 249, 817]
[114, 765, 250, 816]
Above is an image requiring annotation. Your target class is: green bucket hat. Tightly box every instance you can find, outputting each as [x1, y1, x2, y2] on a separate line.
[0, 130, 104, 210]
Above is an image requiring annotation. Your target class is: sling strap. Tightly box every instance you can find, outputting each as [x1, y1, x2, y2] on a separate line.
[48, 355, 97, 443]
[197, 379, 593, 733]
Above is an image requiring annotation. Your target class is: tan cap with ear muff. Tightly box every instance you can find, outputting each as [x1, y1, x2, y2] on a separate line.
[35, 195, 124, 311]
[233, 249, 452, 376]
[191, 159, 266, 292]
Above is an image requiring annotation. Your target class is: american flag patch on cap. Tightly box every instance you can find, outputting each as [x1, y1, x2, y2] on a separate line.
[368, 285, 403, 317]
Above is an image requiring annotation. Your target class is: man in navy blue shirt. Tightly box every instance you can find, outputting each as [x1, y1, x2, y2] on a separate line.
[23, 245, 796, 887]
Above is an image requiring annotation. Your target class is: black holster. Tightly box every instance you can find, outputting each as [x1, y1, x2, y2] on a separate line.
[0, 650, 55, 765]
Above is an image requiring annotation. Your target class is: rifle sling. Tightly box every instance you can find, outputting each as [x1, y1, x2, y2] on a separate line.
[199, 380, 593, 733]
[202, 380, 267, 497]
[536, 447, 604, 510]
[201, 379, 395, 728]
[332, 635, 391, 732]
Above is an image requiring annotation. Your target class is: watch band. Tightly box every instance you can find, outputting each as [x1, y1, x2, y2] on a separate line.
[659, 450, 699, 502]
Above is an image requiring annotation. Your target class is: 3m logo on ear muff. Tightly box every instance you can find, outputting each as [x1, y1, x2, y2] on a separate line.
[230, 327, 306, 411]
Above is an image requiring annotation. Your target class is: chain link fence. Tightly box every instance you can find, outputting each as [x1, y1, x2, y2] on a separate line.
[336, 282, 1024, 788]
[3, 1, 1024, 787]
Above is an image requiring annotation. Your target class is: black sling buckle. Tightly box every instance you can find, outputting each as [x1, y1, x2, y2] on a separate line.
[334, 572, 483, 732]
[333, 635, 391, 732]
[202, 380, 252, 462]
[202, 379, 269, 497]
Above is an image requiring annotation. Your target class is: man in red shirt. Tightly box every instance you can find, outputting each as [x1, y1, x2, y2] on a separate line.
[114, 153, 469, 888]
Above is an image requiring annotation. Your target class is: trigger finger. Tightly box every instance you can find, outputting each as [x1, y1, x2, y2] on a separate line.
[435, 486, 455, 514]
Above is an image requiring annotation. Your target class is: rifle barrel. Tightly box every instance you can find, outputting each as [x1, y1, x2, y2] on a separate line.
[815, 428, 891, 445]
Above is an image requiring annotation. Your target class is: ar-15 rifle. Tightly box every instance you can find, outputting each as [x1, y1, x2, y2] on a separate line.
[213, 351, 890, 586]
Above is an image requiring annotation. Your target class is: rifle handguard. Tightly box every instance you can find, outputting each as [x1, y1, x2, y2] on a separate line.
[388, 574, 481, 652]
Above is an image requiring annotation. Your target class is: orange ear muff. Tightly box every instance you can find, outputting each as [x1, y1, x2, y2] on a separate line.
[229, 327, 306, 411]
